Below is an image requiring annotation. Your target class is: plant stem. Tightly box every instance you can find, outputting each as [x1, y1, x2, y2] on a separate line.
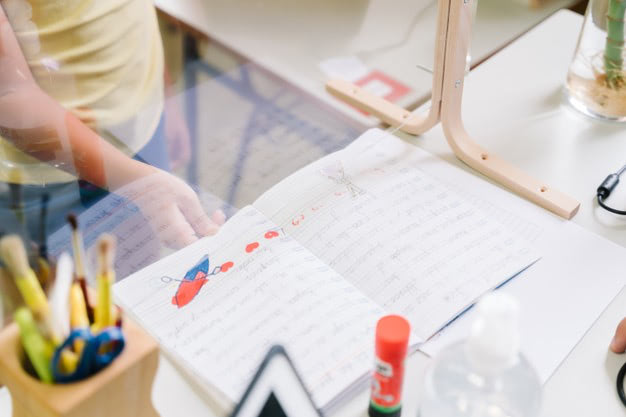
[605, 0, 626, 88]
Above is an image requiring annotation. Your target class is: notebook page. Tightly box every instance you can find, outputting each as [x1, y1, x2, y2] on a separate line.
[114, 206, 386, 408]
[254, 129, 539, 340]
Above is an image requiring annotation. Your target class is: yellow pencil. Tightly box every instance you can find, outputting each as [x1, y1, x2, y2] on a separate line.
[94, 234, 116, 331]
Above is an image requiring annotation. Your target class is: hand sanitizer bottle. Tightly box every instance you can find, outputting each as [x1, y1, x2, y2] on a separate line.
[419, 293, 542, 417]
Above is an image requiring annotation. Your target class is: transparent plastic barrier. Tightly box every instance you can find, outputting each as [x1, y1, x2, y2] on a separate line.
[0, 0, 579, 291]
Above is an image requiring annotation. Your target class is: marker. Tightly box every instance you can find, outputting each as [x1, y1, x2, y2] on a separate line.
[369, 315, 410, 417]
[67, 214, 93, 322]
[14, 308, 54, 383]
[94, 234, 116, 331]
[0, 235, 57, 341]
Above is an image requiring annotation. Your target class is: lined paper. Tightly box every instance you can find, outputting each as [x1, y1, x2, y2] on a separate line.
[115, 206, 386, 408]
[254, 129, 539, 339]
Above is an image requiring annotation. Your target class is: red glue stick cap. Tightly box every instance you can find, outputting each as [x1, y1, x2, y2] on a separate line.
[375, 315, 410, 359]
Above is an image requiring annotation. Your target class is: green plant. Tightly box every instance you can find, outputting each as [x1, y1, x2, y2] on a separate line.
[605, 0, 626, 88]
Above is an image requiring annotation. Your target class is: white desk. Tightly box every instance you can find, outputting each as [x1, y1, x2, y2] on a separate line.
[152, 9, 625, 417]
[155, 0, 578, 125]
[541, 285, 626, 417]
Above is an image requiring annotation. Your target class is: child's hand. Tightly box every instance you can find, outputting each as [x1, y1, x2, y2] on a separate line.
[113, 168, 225, 249]
[611, 318, 626, 353]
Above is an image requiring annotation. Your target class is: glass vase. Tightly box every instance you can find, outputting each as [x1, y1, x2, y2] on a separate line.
[566, 0, 626, 122]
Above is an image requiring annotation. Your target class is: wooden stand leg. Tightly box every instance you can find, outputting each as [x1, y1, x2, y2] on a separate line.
[325, 0, 580, 219]
[325, 0, 450, 136]
[0, 319, 160, 417]
[438, 0, 580, 219]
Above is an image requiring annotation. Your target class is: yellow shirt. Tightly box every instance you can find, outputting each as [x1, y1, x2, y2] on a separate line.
[0, 0, 164, 184]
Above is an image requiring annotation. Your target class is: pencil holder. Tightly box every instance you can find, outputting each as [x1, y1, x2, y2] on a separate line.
[0, 318, 160, 417]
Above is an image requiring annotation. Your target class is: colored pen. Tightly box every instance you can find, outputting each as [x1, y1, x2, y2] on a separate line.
[68, 214, 94, 322]
[14, 307, 54, 383]
[94, 234, 116, 331]
[0, 235, 57, 342]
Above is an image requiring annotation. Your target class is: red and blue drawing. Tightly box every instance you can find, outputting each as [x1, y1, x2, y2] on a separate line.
[168, 255, 226, 308]
[165, 229, 283, 309]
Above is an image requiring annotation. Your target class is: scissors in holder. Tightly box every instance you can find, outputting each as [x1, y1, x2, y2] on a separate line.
[51, 326, 125, 383]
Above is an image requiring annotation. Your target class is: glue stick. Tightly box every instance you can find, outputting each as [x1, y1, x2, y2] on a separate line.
[369, 315, 410, 417]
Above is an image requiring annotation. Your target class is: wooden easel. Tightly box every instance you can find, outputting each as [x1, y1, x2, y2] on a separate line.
[326, 0, 580, 219]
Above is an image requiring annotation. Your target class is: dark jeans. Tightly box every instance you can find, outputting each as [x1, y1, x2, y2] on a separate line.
[0, 114, 169, 244]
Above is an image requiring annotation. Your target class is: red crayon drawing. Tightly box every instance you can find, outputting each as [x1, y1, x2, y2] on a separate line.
[246, 242, 260, 253]
[221, 261, 235, 272]
[292, 214, 305, 226]
[264, 231, 279, 239]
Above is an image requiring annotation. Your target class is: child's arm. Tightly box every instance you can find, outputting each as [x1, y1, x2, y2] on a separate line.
[0, 7, 220, 246]
[0, 6, 151, 190]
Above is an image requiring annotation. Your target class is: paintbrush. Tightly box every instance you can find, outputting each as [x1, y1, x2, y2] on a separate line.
[0, 235, 58, 342]
[47, 252, 73, 341]
[8, 168, 25, 227]
[67, 214, 94, 322]
[34, 194, 53, 290]
[38, 193, 50, 261]
[0, 266, 22, 326]
[94, 234, 116, 331]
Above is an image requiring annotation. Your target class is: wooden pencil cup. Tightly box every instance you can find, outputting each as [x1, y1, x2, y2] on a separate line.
[0, 318, 160, 417]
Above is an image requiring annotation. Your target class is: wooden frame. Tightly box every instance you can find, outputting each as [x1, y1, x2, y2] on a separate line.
[326, 0, 580, 219]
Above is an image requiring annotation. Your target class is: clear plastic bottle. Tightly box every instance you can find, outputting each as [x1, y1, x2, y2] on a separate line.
[419, 293, 542, 417]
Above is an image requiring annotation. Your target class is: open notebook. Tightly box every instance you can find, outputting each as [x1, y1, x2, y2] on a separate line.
[114, 128, 538, 413]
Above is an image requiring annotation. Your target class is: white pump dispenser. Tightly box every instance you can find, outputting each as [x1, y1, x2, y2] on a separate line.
[419, 293, 542, 417]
